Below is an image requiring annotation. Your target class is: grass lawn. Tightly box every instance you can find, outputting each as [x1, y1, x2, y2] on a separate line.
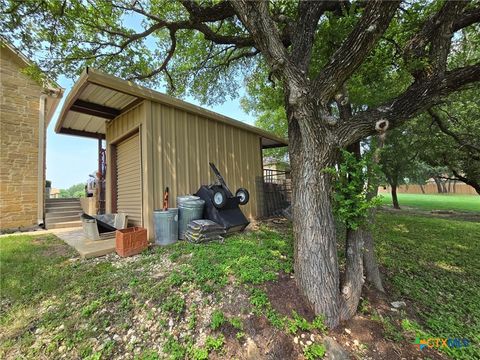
[380, 193, 480, 212]
[374, 212, 480, 359]
[0, 226, 304, 360]
[0, 213, 478, 359]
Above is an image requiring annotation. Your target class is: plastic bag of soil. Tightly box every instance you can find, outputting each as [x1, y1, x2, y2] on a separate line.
[184, 230, 224, 244]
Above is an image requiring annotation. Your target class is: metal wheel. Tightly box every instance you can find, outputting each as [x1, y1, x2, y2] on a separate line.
[235, 188, 250, 205]
[213, 188, 228, 208]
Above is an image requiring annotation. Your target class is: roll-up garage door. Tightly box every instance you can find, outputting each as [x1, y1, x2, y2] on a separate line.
[116, 132, 142, 226]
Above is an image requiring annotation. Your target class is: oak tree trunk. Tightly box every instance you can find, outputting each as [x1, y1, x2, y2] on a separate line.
[433, 177, 444, 193]
[341, 228, 365, 319]
[362, 211, 385, 292]
[288, 105, 345, 328]
[341, 141, 366, 316]
[441, 180, 448, 193]
[391, 183, 400, 209]
[290, 144, 342, 327]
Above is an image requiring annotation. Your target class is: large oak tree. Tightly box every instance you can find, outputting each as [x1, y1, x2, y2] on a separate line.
[2, 0, 479, 327]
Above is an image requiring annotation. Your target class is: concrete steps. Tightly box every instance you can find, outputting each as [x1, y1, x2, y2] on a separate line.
[45, 198, 82, 229]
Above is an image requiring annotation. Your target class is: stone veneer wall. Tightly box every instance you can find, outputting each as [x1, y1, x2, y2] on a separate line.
[0, 46, 45, 231]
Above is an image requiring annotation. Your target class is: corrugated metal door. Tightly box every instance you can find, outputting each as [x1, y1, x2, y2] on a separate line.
[116, 132, 142, 226]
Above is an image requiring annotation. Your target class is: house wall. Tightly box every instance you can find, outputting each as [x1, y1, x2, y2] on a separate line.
[0, 46, 45, 230]
[146, 101, 263, 219]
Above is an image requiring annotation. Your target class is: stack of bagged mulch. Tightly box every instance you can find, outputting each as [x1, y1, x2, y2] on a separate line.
[184, 219, 226, 244]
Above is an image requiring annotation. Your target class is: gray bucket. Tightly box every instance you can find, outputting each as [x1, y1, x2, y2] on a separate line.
[178, 199, 205, 240]
[153, 208, 178, 245]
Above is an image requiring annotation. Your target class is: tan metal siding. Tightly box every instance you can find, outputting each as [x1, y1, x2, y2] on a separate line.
[116, 133, 142, 226]
[149, 102, 263, 218]
[106, 103, 144, 143]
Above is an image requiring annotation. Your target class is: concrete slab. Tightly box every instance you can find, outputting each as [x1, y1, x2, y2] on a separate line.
[0, 226, 116, 259]
[54, 228, 116, 259]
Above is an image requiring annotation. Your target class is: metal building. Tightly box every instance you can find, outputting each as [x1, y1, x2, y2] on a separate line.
[55, 68, 287, 239]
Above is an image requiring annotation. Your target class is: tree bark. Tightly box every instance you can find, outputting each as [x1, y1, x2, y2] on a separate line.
[362, 216, 385, 292]
[441, 180, 448, 193]
[342, 227, 365, 319]
[391, 183, 400, 209]
[341, 141, 366, 319]
[287, 100, 347, 328]
[290, 138, 343, 328]
[420, 184, 426, 194]
[433, 176, 444, 193]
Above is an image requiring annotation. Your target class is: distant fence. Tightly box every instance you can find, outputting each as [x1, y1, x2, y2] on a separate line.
[378, 183, 477, 195]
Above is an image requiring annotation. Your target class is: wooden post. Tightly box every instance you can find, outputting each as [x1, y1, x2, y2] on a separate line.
[97, 137, 103, 214]
[98, 138, 102, 179]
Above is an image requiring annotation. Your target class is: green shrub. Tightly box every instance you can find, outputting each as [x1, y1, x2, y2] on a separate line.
[205, 335, 224, 352]
[303, 343, 326, 360]
[210, 310, 226, 330]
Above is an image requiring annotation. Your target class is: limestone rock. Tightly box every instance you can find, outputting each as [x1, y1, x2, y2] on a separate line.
[323, 336, 350, 360]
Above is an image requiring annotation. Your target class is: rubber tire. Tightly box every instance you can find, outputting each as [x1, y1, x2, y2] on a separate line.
[213, 188, 228, 208]
[235, 188, 250, 205]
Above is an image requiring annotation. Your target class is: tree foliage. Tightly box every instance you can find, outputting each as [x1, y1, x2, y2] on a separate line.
[325, 149, 380, 230]
[59, 183, 85, 198]
[415, 89, 480, 194]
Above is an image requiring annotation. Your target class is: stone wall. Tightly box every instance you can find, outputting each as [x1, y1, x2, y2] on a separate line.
[0, 46, 44, 231]
[80, 197, 97, 216]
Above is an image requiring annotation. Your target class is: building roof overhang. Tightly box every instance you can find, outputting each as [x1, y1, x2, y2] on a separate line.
[55, 68, 288, 148]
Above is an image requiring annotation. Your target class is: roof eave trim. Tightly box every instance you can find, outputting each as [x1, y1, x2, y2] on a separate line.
[86, 68, 288, 146]
[56, 67, 288, 146]
[54, 68, 90, 134]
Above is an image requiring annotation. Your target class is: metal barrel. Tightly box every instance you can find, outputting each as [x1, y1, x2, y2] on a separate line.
[178, 199, 205, 240]
[153, 208, 179, 245]
[177, 195, 200, 206]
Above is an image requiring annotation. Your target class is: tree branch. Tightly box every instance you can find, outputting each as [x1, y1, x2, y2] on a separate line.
[403, 1, 468, 78]
[230, 0, 305, 92]
[444, 163, 480, 195]
[128, 29, 178, 81]
[180, 0, 236, 22]
[114, 1, 255, 48]
[313, 0, 400, 103]
[453, 6, 480, 32]
[340, 63, 480, 145]
[291, 0, 344, 71]
[428, 108, 480, 155]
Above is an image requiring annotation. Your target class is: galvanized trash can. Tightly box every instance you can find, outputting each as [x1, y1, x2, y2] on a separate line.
[153, 208, 179, 245]
[178, 198, 205, 240]
[177, 195, 200, 206]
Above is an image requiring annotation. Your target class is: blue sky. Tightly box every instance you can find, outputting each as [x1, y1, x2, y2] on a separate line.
[46, 76, 255, 189]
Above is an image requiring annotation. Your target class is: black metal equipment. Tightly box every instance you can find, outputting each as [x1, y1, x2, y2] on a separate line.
[195, 163, 250, 233]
